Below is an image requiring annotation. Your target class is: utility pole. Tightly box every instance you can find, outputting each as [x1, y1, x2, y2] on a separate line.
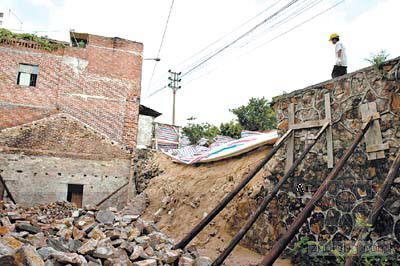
[168, 70, 181, 125]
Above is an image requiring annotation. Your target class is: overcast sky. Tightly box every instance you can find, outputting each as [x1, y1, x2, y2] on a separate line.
[1, 0, 399, 126]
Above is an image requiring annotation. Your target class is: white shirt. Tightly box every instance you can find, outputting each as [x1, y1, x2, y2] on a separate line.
[335, 42, 347, 66]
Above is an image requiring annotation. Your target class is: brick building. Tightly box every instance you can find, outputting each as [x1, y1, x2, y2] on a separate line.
[0, 31, 144, 207]
[0, 31, 143, 149]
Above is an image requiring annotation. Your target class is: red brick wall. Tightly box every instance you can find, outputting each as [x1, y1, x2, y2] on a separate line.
[0, 34, 143, 149]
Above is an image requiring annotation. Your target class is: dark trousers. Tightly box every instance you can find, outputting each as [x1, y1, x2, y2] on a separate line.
[331, 65, 347, 78]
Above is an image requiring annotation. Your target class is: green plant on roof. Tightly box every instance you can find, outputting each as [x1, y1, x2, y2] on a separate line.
[365, 50, 390, 70]
[0, 28, 66, 51]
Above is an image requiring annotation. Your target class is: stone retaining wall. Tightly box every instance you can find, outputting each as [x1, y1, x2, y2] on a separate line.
[236, 58, 400, 257]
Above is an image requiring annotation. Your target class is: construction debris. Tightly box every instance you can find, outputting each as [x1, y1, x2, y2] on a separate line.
[0, 201, 211, 266]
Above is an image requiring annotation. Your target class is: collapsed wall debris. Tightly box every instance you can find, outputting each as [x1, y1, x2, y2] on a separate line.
[0, 200, 212, 266]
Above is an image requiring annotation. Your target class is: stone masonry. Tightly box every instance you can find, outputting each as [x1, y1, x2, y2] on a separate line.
[232, 57, 400, 258]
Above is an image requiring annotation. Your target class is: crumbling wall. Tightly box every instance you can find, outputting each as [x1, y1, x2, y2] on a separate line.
[0, 33, 143, 149]
[236, 58, 400, 255]
[0, 154, 130, 208]
[0, 113, 133, 209]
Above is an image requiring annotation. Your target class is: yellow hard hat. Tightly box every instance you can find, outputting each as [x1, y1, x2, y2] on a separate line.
[329, 33, 340, 41]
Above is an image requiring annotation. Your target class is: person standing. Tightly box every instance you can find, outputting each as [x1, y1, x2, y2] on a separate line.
[329, 33, 348, 78]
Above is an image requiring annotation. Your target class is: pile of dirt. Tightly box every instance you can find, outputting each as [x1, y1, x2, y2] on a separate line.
[141, 147, 292, 266]
[0, 200, 211, 265]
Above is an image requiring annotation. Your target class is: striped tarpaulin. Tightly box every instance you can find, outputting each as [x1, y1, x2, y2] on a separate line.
[241, 130, 263, 138]
[155, 123, 180, 150]
[209, 135, 235, 149]
[163, 130, 278, 164]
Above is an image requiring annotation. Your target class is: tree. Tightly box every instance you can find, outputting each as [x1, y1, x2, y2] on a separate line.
[182, 119, 220, 145]
[230, 97, 277, 131]
[219, 121, 243, 139]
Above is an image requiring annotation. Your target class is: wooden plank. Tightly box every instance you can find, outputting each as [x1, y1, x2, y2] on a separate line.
[290, 120, 326, 130]
[286, 103, 295, 173]
[366, 143, 389, 153]
[274, 129, 293, 147]
[0, 175, 16, 204]
[96, 181, 129, 207]
[154, 123, 159, 150]
[127, 154, 135, 205]
[360, 102, 385, 160]
[325, 93, 334, 168]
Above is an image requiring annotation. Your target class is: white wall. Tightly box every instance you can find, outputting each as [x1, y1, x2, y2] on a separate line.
[137, 115, 154, 148]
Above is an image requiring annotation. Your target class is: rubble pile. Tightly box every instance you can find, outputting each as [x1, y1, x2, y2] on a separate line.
[0, 201, 211, 266]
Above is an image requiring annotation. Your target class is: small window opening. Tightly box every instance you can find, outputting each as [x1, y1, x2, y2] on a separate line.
[70, 32, 88, 48]
[67, 184, 83, 208]
[17, 64, 38, 87]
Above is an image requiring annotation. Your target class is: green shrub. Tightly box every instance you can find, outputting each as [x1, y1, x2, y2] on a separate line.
[365, 50, 390, 70]
[219, 121, 242, 139]
[0, 28, 65, 51]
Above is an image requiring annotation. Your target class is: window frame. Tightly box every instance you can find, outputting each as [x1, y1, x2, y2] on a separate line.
[17, 63, 39, 87]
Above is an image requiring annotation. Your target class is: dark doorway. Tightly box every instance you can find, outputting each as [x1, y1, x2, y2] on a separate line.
[67, 184, 83, 208]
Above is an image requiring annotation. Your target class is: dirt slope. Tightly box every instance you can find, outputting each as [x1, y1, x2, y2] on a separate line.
[141, 147, 292, 266]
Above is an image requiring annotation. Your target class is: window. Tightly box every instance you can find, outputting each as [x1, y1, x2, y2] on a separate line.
[67, 184, 84, 208]
[17, 64, 38, 87]
[70, 32, 89, 48]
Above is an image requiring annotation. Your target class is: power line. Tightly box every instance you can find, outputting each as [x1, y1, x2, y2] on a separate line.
[180, 0, 300, 78]
[145, 85, 168, 98]
[183, 0, 333, 81]
[174, 0, 284, 70]
[146, 0, 176, 93]
[179, 0, 318, 75]
[146, 0, 340, 99]
[145, 0, 304, 98]
[238, 0, 324, 48]
[250, 0, 345, 53]
[181, 0, 344, 88]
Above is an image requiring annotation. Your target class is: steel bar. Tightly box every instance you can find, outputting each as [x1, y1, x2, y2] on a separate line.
[127, 153, 137, 205]
[173, 129, 293, 250]
[212, 123, 329, 266]
[260, 117, 373, 266]
[344, 149, 400, 266]
[96, 181, 129, 207]
[0, 174, 16, 204]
